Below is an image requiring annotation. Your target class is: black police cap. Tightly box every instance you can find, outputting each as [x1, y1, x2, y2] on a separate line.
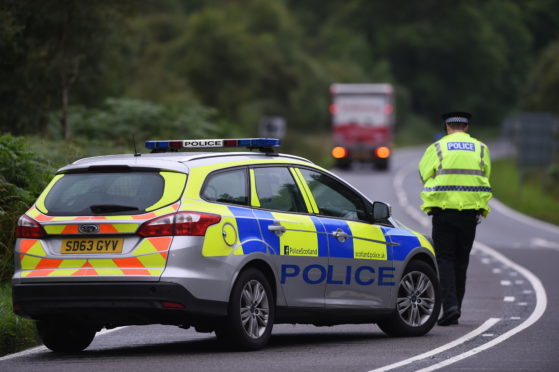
[441, 112, 471, 125]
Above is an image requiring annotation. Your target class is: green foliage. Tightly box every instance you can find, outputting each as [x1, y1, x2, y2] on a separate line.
[124, 0, 393, 134]
[520, 41, 559, 115]
[2, 0, 559, 137]
[0, 0, 135, 135]
[394, 114, 439, 147]
[336, 0, 533, 126]
[0, 135, 54, 283]
[0, 284, 40, 356]
[47, 98, 234, 145]
[491, 158, 559, 226]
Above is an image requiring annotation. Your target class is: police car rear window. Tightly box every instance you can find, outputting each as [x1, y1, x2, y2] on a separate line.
[43, 172, 165, 216]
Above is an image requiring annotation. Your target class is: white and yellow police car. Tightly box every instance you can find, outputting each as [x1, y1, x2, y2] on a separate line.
[12, 138, 439, 352]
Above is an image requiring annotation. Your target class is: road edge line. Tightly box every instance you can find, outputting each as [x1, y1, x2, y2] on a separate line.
[367, 318, 501, 372]
[0, 326, 126, 362]
[416, 241, 548, 372]
[388, 159, 548, 372]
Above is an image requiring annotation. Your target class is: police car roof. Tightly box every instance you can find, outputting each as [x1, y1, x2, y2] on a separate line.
[58, 151, 314, 174]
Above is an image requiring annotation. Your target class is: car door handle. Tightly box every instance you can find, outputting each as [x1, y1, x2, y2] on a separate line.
[268, 221, 286, 236]
[332, 228, 350, 243]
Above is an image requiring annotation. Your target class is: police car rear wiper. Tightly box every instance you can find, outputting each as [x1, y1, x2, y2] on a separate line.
[89, 204, 139, 213]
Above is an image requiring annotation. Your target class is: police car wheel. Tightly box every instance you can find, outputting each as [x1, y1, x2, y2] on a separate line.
[216, 268, 274, 350]
[378, 260, 440, 337]
[37, 320, 96, 352]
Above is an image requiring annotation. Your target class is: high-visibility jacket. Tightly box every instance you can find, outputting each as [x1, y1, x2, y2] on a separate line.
[418, 131, 492, 216]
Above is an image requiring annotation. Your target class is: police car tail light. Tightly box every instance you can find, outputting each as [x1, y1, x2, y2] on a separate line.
[174, 212, 221, 236]
[137, 215, 175, 237]
[375, 146, 391, 159]
[15, 215, 46, 239]
[137, 212, 221, 237]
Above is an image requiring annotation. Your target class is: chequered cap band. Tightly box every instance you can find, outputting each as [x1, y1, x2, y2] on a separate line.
[445, 117, 469, 124]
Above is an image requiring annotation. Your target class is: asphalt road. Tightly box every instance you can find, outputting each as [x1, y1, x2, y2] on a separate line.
[2, 142, 558, 371]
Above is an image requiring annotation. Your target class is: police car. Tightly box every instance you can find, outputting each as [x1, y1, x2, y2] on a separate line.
[12, 138, 440, 352]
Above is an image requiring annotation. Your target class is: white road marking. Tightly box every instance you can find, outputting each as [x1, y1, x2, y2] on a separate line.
[0, 345, 47, 362]
[368, 318, 501, 372]
[482, 333, 494, 337]
[510, 317, 521, 320]
[503, 296, 515, 302]
[530, 238, 559, 251]
[492, 268, 502, 274]
[414, 243, 547, 372]
[500, 280, 511, 286]
[384, 161, 549, 372]
[0, 326, 126, 361]
[393, 162, 430, 228]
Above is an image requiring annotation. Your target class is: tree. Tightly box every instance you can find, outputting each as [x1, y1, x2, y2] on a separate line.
[520, 41, 559, 115]
[0, 0, 133, 138]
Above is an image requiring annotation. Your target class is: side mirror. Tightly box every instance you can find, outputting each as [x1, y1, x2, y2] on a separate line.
[372, 201, 391, 222]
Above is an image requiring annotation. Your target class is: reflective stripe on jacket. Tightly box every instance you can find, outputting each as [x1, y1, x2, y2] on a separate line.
[418, 132, 492, 216]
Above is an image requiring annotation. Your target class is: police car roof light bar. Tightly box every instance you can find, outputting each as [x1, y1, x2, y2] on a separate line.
[145, 138, 281, 153]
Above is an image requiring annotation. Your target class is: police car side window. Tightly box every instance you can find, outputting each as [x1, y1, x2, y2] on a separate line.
[201, 168, 248, 206]
[299, 168, 367, 221]
[253, 167, 307, 213]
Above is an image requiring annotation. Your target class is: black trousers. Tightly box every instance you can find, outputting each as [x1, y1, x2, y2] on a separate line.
[432, 209, 478, 315]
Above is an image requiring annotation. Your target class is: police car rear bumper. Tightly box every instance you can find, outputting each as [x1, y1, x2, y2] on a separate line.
[12, 281, 227, 326]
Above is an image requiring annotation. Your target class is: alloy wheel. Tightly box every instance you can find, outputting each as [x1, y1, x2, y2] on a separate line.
[239, 279, 270, 339]
[396, 270, 436, 327]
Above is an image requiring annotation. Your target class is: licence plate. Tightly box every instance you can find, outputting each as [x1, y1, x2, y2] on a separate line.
[61, 238, 124, 254]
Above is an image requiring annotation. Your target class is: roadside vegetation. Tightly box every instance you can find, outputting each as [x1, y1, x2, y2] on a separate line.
[0, 284, 40, 355]
[0, 135, 53, 356]
[491, 158, 559, 226]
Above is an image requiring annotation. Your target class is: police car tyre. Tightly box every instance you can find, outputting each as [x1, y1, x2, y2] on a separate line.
[37, 320, 96, 353]
[216, 268, 274, 350]
[377, 260, 440, 337]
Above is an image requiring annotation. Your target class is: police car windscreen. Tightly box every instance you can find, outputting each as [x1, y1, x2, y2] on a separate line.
[44, 172, 165, 215]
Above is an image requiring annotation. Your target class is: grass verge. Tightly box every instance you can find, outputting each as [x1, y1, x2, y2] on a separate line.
[491, 158, 559, 226]
[0, 284, 41, 357]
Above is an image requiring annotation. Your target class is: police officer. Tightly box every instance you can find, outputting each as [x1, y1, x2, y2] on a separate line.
[418, 112, 492, 326]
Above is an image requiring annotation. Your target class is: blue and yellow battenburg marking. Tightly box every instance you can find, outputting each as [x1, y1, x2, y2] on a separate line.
[195, 202, 432, 261]
[184, 159, 433, 264]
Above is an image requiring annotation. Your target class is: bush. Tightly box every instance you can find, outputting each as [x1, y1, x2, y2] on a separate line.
[0, 284, 40, 356]
[0, 135, 54, 283]
[48, 98, 235, 145]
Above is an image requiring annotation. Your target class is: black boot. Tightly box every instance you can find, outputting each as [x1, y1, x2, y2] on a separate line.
[438, 308, 460, 326]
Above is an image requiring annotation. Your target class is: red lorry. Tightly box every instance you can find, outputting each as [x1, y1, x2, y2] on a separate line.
[330, 83, 395, 170]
